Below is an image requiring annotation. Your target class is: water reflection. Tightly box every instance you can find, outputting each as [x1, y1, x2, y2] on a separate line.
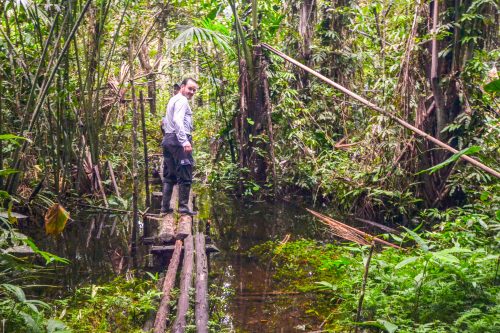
[21, 191, 332, 331]
[24, 211, 148, 296]
[208, 193, 326, 332]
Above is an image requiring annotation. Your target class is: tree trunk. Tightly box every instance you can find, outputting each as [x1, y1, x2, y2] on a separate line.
[298, 0, 316, 88]
[234, 45, 272, 184]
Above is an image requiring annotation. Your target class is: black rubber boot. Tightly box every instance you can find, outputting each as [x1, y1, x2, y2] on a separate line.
[160, 183, 174, 215]
[178, 184, 197, 216]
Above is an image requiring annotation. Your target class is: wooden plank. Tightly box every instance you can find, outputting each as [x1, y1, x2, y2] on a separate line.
[153, 239, 182, 333]
[194, 232, 208, 333]
[172, 234, 194, 333]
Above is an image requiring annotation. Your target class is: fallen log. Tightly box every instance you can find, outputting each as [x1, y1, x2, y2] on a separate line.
[153, 239, 182, 333]
[176, 215, 191, 240]
[172, 234, 194, 333]
[194, 232, 209, 333]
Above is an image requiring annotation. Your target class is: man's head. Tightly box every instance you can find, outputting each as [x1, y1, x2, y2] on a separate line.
[180, 78, 198, 99]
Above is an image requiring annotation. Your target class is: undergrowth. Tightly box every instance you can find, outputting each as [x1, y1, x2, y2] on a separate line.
[250, 202, 500, 332]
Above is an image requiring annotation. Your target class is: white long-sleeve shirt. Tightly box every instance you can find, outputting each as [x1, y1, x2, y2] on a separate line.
[163, 94, 193, 146]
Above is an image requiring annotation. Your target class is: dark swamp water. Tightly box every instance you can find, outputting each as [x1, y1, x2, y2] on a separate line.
[23, 192, 333, 332]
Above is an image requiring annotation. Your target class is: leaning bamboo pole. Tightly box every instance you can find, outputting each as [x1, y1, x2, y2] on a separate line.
[261, 43, 500, 179]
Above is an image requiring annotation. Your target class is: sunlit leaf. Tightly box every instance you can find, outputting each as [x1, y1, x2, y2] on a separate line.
[395, 256, 419, 269]
[1, 283, 26, 301]
[0, 169, 20, 177]
[0, 133, 29, 142]
[402, 227, 429, 251]
[44, 203, 70, 235]
[377, 319, 398, 333]
[47, 319, 71, 333]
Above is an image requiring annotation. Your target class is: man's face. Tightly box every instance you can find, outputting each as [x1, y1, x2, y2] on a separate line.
[181, 80, 198, 99]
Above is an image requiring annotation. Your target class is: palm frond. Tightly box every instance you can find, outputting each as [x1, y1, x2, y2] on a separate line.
[169, 26, 234, 55]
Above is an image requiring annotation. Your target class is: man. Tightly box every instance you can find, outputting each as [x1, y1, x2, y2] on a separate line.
[160, 78, 198, 216]
[160, 83, 180, 135]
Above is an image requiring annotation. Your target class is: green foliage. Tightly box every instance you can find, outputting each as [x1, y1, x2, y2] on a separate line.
[0, 213, 70, 332]
[250, 196, 500, 332]
[55, 276, 161, 333]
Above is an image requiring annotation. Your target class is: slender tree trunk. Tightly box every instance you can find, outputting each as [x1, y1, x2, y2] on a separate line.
[430, 0, 446, 138]
[140, 92, 151, 208]
[129, 40, 139, 268]
[298, 0, 316, 88]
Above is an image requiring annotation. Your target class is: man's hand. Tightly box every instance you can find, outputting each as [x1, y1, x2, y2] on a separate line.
[183, 142, 193, 153]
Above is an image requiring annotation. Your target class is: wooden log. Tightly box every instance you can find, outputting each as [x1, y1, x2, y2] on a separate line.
[194, 232, 209, 333]
[176, 215, 191, 240]
[159, 213, 176, 243]
[153, 239, 182, 333]
[172, 234, 194, 333]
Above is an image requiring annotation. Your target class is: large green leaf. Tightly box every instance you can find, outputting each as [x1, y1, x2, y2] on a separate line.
[395, 256, 419, 269]
[0, 169, 20, 177]
[378, 319, 398, 333]
[402, 227, 429, 251]
[170, 26, 233, 55]
[47, 319, 71, 333]
[418, 146, 481, 175]
[1, 283, 26, 301]
[0, 134, 30, 143]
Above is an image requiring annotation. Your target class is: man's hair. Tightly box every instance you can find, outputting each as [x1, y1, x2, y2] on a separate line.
[181, 77, 198, 86]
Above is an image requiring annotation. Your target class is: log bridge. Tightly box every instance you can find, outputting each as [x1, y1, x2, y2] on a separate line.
[142, 186, 217, 333]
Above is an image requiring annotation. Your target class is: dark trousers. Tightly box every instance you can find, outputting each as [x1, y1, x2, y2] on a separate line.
[162, 133, 193, 185]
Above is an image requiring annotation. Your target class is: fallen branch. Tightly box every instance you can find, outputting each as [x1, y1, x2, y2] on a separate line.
[307, 209, 400, 249]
